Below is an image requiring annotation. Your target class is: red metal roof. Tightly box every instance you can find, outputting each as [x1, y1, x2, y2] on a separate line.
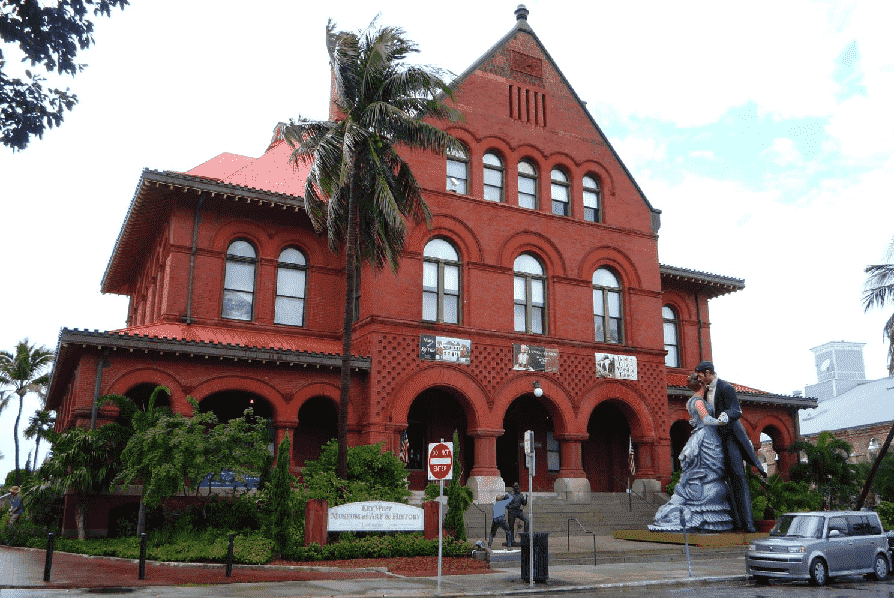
[111, 323, 344, 356]
[666, 372, 764, 395]
[183, 139, 311, 197]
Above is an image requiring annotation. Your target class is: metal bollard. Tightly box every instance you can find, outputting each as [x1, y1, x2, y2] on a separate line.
[139, 532, 147, 580]
[226, 533, 235, 577]
[43, 532, 55, 582]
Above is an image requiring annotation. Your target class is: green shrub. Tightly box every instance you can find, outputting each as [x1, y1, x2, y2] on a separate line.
[665, 470, 681, 495]
[877, 501, 894, 529]
[281, 532, 472, 562]
[303, 440, 411, 505]
[0, 513, 47, 547]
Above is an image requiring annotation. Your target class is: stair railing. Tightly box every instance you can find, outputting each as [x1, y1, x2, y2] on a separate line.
[469, 501, 489, 541]
[567, 517, 596, 563]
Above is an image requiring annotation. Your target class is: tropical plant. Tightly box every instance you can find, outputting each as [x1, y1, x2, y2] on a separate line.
[111, 390, 270, 535]
[444, 430, 472, 540]
[273, 17, 462, 477]
[789, 431, 859, 509]
[0, 339, 53, 485]
[37, 425, 125, 539]
[863, 235, 894, 375]
[303, 440, 411, 506]
[24, 409, 55, 471]
[268, 434, 296, 556]
[749, 472, 820, 521]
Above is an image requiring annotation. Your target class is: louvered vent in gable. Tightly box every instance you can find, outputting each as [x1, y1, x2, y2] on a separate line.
[508, 51, 546, 127]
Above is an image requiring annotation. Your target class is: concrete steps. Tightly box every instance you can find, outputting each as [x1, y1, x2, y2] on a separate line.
[463, 491, 669, 541]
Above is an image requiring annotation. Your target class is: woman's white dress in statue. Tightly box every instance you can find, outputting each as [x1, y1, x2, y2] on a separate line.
[649, 397, 734, 532]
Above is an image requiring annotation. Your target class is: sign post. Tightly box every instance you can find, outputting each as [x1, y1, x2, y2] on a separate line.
[428, 440, 453, 594]
[523, 430, 535, 587]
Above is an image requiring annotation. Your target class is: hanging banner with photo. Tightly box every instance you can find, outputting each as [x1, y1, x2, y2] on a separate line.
[594, 353, 638, 380]
[513, 343, 559, 372]
[419, 335, 471, 364]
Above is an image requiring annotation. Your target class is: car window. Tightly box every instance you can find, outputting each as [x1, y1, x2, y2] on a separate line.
[828, 516, 848, 536]
[771, 514, 824, 538]
[846, 515, 866, 536]
[867, 515, 882, 535]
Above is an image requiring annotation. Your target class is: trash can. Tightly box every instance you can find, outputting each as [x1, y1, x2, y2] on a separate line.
[519, 532, 548, 582]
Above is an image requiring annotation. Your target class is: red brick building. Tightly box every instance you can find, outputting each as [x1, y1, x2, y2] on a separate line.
[45, 7, 813, 515]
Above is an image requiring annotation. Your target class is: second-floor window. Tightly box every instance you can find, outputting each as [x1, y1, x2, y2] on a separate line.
[551, 168, 570, 216]
[593, 268, 622, 343]
[518, 160, 537, 209]
[583, 175, 601, 222]
[483, 152, 504, 201]
[514, 253, 546, 334]
[446, 145, 469, 194]
[422, 239, 460, 324]
[663, 305, 680, 367]
[275, 248, 307, 326]
[222, 240, 257, 321]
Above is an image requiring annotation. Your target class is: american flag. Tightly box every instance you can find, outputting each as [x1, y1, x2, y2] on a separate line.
[628, 437, 636, 476]
[399, 430, 409, 464]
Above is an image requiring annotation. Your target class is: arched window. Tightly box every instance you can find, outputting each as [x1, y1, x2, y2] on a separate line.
[514, 253, 546, 334]
[518, 160, 537, 209]
[222, 240, 257, 321]
[593, 268, 622, 343]
[275, 248, 307, 326]
[662, 305, 680, 367]
[446, 145, 469, 194]
[583, 174, 601, 222]
[550, 167, 570, 216]
[422, 238, 461, 324]
[483, 152, 504, 202]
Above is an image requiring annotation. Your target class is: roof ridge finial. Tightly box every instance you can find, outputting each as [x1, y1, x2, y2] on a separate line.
[515, 4, 529, 22]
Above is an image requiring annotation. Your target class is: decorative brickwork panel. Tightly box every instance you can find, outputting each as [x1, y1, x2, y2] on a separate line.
[638, 359, 668, 432]
[374, 334, 420, 417]
[510, 51, 542, 79]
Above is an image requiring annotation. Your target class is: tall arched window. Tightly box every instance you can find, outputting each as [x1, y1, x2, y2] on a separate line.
[593, 268, 622, 343]
[518, 160, 537, 209]
[514, 253, 546, 334]
[663, 305, 680, 367]
[551, 167, 570, 216]
[222, 240, 257, 321]
[446, 145, 469, 194]
[275, 248, 307, 326]
[583, 174, 601, 222]
[483, 152, 504, 202]
[422, 238, 461, 324]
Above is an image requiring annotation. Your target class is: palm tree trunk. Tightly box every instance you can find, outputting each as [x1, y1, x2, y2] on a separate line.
[137, 486, 147, 536]
[14, 389, 24, 485]
[33, 435, 41, 471]
[76, 497, 87, 540]
[337, 183, 359, 480]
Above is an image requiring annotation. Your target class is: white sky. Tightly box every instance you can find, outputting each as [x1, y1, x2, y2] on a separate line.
[1, 0, 893, 481]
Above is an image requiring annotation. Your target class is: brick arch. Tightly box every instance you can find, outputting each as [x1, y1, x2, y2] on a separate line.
[105, 368, 188, 414]
[498, 231, 568, 278]
[210, 224, 268, 257]
[753, 415, 794, 449]
[477, 137, 512, 163]
[578, 246, 644, 289]
[578, 161, 617, 198]
[389, 366, 487, 431]
[190, 375, 286, 421]
[289, 381, 340, 421]
[269, 236, 337, 271]
[660, 291, 693, 322]
[514, 144, 548, 165]
[489, 375, 575, 437]
[408, 214, 483, 263]
[576, 380, 657, 441]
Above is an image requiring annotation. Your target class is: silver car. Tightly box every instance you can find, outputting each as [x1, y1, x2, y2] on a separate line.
[746, 511, 890, 586]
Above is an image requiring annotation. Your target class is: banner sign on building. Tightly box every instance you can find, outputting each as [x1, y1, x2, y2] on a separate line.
[420, 335, 471, 364]
[327, 501, 425, 532]
[595, 353, 638, 380]
[513, 344, 559, 372]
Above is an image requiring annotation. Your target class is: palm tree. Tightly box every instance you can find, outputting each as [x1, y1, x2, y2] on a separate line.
[790, 431, 857, 509]
[0, 339, 53, 485]
[863, 235, 894, 375]
[272, 17, 461, 478]
[24, 409, 56, 471]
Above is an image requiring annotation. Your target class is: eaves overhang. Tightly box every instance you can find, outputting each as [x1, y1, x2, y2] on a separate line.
[660, 264, 745, 299]
[45, 327, 369, 412]
[101, 169, 306, 294]
[667, 382, 818, 410]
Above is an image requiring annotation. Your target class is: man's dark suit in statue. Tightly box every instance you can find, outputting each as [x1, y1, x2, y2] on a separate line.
[711, 377, 763, 533]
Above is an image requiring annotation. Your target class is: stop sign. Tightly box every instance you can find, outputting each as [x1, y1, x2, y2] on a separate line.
[427, 442, 453, 481]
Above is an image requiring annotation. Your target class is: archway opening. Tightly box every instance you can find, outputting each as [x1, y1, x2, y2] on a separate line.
[670, 419, 691, 472]
[497, 395, 555, 492]
[405, 387, 471, 491]
[294, 396, 338, 468]
[119, 382, 171, 418]
[758, 425, 786, 478]
[583, 401, 631, 492]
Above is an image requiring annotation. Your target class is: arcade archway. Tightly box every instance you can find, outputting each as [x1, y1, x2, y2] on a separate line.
[497, 395, 556, 491]
[294, 396, 338, 467]
[405, 387, 472, 490]
[583, 401, 631, 492]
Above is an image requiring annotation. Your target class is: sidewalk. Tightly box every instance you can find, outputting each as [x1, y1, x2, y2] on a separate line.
[0, 535, 750, 597]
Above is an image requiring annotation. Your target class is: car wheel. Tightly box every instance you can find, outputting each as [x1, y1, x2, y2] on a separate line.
[753, 575, 770, 585]
[871, 553, 889, 581]
[808, 557, 828, 586]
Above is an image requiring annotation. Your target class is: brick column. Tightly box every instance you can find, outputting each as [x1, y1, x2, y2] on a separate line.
[466, 428, 504, 503]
